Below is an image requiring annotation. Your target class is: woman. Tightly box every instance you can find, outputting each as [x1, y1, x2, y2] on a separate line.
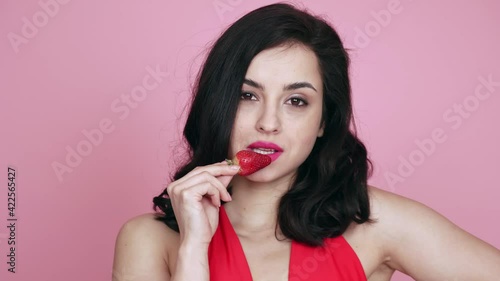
[112, 3, 500, 280]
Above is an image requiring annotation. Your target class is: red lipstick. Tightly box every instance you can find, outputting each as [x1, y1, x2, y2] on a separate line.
[247, 141, 283, 162]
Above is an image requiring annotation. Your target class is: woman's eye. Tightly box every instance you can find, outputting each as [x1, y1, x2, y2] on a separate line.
[240, 92, 256, 100]
[287, 97, 308, 107]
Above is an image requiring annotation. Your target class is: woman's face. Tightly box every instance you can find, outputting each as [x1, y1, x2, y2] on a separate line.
[228, 43, 324, 183]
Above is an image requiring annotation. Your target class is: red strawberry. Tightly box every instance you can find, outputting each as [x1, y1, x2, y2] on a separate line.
[226, 150, 272, 176]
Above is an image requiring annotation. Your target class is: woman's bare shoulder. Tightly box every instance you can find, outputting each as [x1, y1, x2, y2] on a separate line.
[366, 184, 425, 224]
[367, 185, 413, 211]
[365, 185, 500, 279]
[364, 184, 437, 240]
[120, 212, 180, 255]
[365, 184, 452, 233]
[112, 213, 180, 281]
[124, 212, 178, 233]
[122, 212, 177, 234]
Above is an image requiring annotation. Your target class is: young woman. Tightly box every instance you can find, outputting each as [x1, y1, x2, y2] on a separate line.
[112, 3, 500, 281]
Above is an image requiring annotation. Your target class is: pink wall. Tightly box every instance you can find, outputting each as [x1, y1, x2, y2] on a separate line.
[1, 0, 498, 280]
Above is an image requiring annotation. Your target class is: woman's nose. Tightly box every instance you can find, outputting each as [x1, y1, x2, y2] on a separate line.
[256, 105, 281, 134]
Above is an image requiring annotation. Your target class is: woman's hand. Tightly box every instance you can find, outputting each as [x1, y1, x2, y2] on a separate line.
[166, 161, 239, 246]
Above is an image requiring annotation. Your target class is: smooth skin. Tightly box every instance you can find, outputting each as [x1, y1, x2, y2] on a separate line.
[112, 44, 500, 281]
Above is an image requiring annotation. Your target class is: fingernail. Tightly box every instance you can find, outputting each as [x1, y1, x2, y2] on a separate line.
[230, 165, 240, 170]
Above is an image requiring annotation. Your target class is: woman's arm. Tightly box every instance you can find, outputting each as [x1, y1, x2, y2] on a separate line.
[372, 187, 500, 280]
[172, 242, 211, 281]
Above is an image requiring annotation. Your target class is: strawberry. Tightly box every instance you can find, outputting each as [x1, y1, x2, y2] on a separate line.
[226, 150, 272, 176]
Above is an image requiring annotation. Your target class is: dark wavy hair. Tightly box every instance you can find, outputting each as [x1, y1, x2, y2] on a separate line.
[152, 2, 374, 247]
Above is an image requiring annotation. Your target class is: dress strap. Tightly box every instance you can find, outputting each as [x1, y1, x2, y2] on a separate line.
[289, 236, 367, 280]
[208, 206, 253, 281]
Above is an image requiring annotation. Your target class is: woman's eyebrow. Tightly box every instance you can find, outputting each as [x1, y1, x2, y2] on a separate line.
[243, 78, 317, 92]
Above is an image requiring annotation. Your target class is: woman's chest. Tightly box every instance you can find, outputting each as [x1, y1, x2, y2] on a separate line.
[235, 233, 389, 281]
[168, 228, 391, 280]
[239, 238, 292, 281]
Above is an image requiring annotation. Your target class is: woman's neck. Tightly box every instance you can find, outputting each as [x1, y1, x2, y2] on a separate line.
[223, 174, 293, 239]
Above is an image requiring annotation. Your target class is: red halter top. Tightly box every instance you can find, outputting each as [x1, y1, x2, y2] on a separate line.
[208, 205, 367, 280]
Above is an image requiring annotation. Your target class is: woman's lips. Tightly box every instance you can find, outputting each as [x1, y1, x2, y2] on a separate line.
[268, 151, 282, 162]
[247, 141, 284, 162]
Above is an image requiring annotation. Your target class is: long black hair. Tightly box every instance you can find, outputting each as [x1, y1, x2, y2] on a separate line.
[153, 2, 374, 247]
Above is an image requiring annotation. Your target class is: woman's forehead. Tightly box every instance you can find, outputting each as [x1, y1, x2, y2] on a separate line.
[244, 44, 322, 92]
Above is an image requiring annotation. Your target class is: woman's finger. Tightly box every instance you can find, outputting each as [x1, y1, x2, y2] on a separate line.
[173, 161, 240, 188]
[177, 181, 221, 208]
[173, 171, 232, 201]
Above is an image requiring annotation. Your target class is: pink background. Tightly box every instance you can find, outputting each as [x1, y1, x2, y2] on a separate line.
[1, 0, 499, 280]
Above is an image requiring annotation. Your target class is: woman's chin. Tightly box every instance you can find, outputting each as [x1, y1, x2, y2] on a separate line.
[241, 170, 294, 185]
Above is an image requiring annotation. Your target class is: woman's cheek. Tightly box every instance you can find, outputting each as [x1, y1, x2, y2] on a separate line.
[298, 127, 321, 148]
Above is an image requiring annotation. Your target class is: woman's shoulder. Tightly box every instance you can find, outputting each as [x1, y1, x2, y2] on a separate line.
[366, 184, 444, 230]
[363, 184, 439, 238]
[120, 212, 179, 237]
[363, 186, 500, 279]
[112, 213, 180, 280]
[119, 212, 181, 253]
[367, 185, 416, 211]
[341, 185, 454, 278]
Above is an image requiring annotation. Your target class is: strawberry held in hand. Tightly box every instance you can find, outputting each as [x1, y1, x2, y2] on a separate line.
[226, 150, 272, 176]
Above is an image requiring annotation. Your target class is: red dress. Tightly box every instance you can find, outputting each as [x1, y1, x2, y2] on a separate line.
[208, 205, 367, 280]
